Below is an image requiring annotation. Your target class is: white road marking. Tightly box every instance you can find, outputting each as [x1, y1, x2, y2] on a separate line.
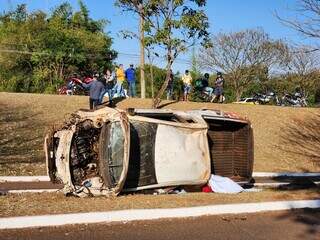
[0, 200, 319, 229]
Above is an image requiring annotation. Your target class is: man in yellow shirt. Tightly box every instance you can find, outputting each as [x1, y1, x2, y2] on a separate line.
[182, 70, 192, 101]
[115, 64, 125, 97]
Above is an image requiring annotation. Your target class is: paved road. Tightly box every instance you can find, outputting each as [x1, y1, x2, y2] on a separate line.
[1, 209, 319, 240]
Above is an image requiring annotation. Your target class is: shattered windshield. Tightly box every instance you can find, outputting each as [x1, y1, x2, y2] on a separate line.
[100, 121, 125, 188]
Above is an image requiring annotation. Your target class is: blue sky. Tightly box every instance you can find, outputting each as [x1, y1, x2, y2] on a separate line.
[0, 0, 312, 72]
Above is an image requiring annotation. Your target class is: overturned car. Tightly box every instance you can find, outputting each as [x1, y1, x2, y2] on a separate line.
[45, 107, 254, 197]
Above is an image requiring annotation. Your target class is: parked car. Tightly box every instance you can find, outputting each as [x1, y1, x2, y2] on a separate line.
[233, 97, 258, 105]
[45, 107, 254, 197]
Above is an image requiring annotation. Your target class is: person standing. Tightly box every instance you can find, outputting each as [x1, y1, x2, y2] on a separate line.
[115, 64, 125, 97]
[166, 69, 174, 100]
[99, 69, 115, 106]
[212, 72, 225, 103]
[182, 70, 192, 101]
[125, 64, 136, 97]
[79, 73, 105, 110]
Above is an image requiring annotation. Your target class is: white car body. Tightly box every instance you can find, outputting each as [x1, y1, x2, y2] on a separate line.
[45, 107, 253, 197]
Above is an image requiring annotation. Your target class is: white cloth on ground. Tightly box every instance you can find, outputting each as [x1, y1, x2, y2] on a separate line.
[208, 174, 243, 194]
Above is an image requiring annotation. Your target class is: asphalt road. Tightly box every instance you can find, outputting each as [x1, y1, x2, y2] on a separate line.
[1, 209, 319, 240]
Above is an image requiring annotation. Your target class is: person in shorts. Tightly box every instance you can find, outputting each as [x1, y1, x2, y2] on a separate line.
[212, 72, 225, 103]
[182, 70, 192, 101]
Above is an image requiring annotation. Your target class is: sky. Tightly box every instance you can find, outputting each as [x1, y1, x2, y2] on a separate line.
[0, 0, 313, 72]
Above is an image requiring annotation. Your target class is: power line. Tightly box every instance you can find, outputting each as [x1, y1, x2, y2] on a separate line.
[0, 48, 192, 64]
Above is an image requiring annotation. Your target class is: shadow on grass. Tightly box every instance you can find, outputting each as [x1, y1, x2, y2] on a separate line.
[157, 99, 180, 109]
[280, 113, 320, 169]
[0, 103, 45, 165]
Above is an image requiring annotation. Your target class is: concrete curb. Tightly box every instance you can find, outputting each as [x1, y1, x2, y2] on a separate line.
[1, 172, 320, 183]
[0, 189, 59, 194]
[252, 172, 320, 177]
[0, 200, 319, 230]
[254, 181, 320, 187]
[0, 176, 49, 182]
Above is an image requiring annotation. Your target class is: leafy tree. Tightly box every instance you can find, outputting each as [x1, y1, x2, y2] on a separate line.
[0, 1, 116, 93]
[116, 0, 210, 107]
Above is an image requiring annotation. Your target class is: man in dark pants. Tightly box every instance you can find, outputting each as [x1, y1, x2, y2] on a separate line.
[125, 64, 136, 97]
[79, 73, 105, 110]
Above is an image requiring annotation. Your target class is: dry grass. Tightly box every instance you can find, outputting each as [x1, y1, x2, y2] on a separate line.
[0, 92, 320, 175]
[0, 188, 319, 218]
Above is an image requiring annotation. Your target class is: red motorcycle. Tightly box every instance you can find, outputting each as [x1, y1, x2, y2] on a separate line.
[58, 76, 93, 95]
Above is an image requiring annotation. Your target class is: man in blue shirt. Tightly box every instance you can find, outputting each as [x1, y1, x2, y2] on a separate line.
[125, 64, 136, 97]
[79, 73, 105, 110]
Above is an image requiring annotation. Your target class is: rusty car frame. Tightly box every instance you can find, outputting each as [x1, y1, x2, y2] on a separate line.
[45, 107, 253, 197]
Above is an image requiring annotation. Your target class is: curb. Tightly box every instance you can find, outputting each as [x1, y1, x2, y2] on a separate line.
[1, 172, 320, 183]
[252, 172, 320, 177]
[0, 176, 49, 182]
[0, 189, 59, 194]
[1, 200, 319, 229]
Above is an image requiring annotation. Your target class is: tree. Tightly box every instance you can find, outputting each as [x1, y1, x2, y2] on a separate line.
[135, 63, 166, 98]
[190, 45, 201, 79]
[276, 0, 320, 41]
[0, 1, 116, 93]
[116, 0, 210, 108]
[286, 45, 319, 96]
[198, 29, 288, 101]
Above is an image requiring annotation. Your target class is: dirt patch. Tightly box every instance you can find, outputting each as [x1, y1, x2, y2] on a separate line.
[0, 92, 319, 175]
[0, 188, 319, 218]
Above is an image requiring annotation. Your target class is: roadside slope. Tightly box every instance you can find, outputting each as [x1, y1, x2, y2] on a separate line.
[0, 92, 319, 175]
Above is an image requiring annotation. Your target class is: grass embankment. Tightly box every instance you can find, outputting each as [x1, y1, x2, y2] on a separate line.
[0, 92, 319, 175]
[0, 188, 319, 218]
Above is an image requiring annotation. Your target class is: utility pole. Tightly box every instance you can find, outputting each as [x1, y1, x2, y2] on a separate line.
[139, 2, 146, 98]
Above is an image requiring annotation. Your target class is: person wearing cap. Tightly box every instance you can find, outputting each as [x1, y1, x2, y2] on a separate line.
[125, 64, 136, 97]
[181, 70, 192, 101]
[79, 73, 105, 110]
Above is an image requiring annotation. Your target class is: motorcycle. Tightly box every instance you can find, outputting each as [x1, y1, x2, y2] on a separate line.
[193, 88, 225, 103]
[252, 91, 280, 105]
[281, 92, 307, 107]
[58, 76, 93, 95]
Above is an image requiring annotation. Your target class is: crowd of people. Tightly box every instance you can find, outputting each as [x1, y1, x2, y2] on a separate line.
[67, 65, 225, 110]
[75, 64, 137, 109]
[173, 70, 225, 103]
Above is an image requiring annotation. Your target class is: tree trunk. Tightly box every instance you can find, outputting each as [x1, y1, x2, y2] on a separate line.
[139, 4, 145, 98]
[153, 51, 173, 108]
[150, 64, 154, 98]
[235, 87, 243, 101]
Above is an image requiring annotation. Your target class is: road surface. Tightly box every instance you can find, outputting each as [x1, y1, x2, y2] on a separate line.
[1, 209, 319, 240]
